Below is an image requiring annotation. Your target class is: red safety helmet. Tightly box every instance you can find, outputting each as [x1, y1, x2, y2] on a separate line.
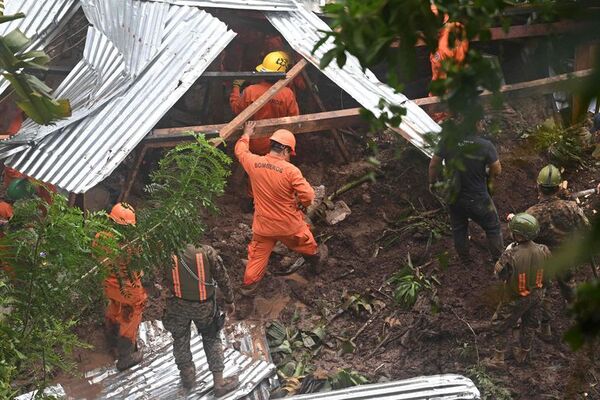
[270, 129, 296, 156]
[0, 201, 13, 225]
[109, 203, 136, 226]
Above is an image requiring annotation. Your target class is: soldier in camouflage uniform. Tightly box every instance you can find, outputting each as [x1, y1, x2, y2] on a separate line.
[163, 244, 239, 395]
[525, 165, 590, 337]
[485, 213, 551, 367]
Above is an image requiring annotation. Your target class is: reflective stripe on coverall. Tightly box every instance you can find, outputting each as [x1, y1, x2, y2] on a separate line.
[234, 134, 317, 285]
[94, 232, 147, 342]
[230, 82, 299, 156]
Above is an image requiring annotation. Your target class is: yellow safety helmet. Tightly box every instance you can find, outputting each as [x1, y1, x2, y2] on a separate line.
[256, 51, 290, 73]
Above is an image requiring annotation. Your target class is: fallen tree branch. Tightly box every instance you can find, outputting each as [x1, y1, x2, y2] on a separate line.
[451, 308, 480, 365]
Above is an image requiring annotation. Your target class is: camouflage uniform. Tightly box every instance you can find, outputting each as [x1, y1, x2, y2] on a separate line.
[525, 195, 589, 249]
[492, 241, 550, 354]
[526, 195, 590, 303]
[163, 245, 234, 374]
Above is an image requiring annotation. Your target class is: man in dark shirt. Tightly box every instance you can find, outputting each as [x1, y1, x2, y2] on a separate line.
[428, 133, 503, 262]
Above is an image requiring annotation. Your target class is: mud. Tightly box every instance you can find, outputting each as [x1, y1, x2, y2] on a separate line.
[59, 97, 600, 399]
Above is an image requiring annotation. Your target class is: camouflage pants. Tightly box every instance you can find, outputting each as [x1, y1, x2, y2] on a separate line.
[491, 289, 543, 351]
[163, 296, 224, 373]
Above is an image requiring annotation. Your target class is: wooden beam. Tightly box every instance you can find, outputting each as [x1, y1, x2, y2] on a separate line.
[401, 20, 594, 48]
[218, 59, 308, 141]
[145, 68, 593, 145]
[147, 108, 366, 143]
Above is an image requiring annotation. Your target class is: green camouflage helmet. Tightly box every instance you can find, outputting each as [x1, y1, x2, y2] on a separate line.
[6, 178, 35, 201]
[537, 164, 561, 188]
[509, 213, 540, 240]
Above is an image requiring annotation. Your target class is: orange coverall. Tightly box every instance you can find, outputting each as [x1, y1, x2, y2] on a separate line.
[2, 109, 25, 189]
[230, 82, 300, 156]
[0, 201, 14, 273]
[430, 10, 469, 83]
[234, 134, 317, 285]
[94, 232, 147, 342]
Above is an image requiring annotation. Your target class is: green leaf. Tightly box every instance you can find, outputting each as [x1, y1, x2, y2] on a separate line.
[3, 28, 30, 52]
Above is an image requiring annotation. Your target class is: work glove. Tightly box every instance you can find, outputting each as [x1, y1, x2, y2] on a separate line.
[232, 79, 245, 88]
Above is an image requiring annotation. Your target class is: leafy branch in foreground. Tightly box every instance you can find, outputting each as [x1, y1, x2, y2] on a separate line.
[0, 3, 71, 124]
[0, 134, 231, 396]
[128, 133, 231, 274]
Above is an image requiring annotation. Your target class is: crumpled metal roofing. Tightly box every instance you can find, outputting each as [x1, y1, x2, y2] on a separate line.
[144, 0, 299, 11]
[0, 0, 236, 193]
[265, 7, 440, 156]
[0, 0, 80, 95]
[18, 320, 277, 399]
[288, 374, 480, 400]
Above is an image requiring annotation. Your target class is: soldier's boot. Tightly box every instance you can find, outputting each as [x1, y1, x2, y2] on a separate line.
[540, 321, 552, 341]
[213, 371, 239, 398]
[482, 349, 505, 368]
[513, 346, 531, 364]
[179, 363, 196, 389]
[305, 244, 328, 276]
[115, 337, 143, 371]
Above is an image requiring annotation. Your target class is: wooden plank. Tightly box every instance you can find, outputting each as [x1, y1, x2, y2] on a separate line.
[147, 108, 366, 143]
[219, 59, 308, 141]
[145, 68, 594, 145]
[200, 71, 286, 80]
[401, 20, 594, 48]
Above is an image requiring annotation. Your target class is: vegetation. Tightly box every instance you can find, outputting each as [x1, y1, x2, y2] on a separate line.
[528, 120, 587, 167]
[0, 1, 71, 124]
[387, 254, 440, 309]
[466, 365, 512, 400]
[0, 135, 230, 395]
[318, 0, 600, 347]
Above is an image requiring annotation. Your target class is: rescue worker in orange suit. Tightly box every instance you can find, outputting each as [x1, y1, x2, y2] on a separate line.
[96, 203, 147, 371]
[430, 5, 469, 84]
[429, 5, 469, 123]
[229, 51, 300, 156]
[234, 121, 327, 297]
[0, 200, 13, 273]
[1, 101, 25, 189]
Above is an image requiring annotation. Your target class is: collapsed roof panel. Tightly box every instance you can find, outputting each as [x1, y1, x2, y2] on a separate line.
[265, 8, 440, 156]
[0, 0, 80, 95]
[0, 0, 236, 193]
[287, 374, 480, 399]
[144, 0, 299, 11]
[25, 321, 277, 399]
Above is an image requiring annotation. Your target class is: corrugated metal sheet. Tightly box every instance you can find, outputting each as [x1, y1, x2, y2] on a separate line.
[0, 0, 236, 193]
[0, 0, 80, 95]
[265, 8, 441, 156]
[19, 321, 277, 399]
[145, 0, 298, 11]
[288, 374, 480, 400]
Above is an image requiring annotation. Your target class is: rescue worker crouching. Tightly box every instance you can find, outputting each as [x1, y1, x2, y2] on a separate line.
[524, 164, 590, 339]
[485, 213, 550, 367]
[234, 121, 327, 299]
[97, 203, 147, 371]
[163, 244, 239, 395]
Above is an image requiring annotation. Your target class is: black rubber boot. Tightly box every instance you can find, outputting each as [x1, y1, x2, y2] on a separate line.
[306, 244, 328, 275]
[115, 337, 143, 371]
[104, 320, 119, 349]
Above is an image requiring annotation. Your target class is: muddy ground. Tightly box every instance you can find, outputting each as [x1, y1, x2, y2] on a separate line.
[62, 96, 600, 400]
